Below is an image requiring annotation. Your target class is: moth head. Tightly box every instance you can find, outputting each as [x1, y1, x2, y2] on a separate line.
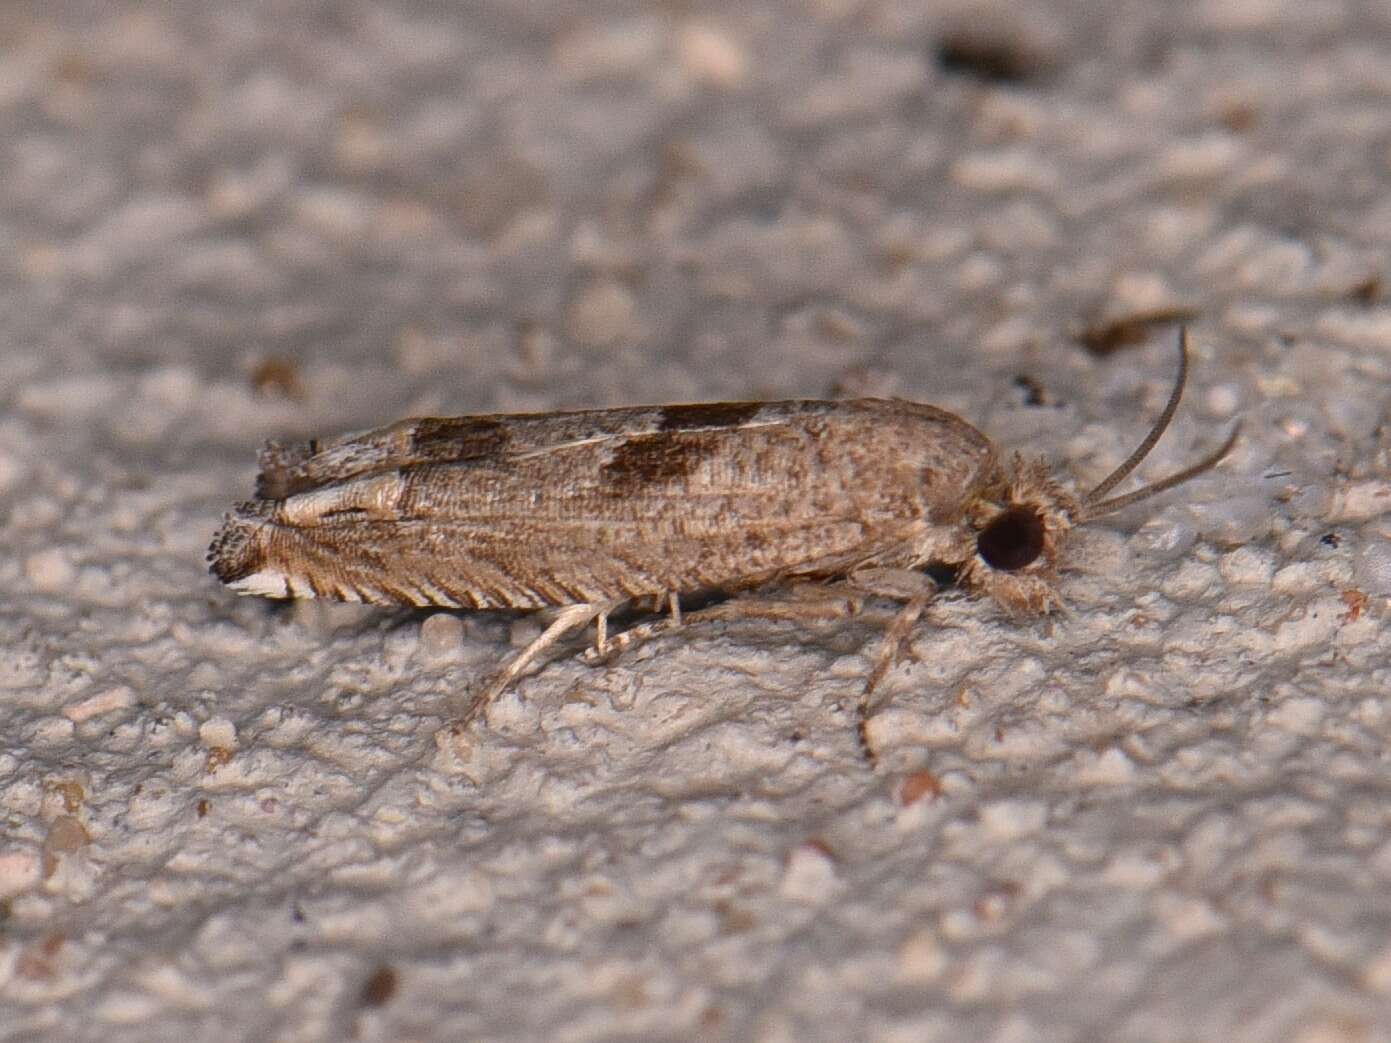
[959, 456, 1079, 615]
[961, 328, 1239, 615]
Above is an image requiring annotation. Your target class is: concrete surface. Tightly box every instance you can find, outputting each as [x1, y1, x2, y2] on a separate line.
[2, 1, 1391, 1040]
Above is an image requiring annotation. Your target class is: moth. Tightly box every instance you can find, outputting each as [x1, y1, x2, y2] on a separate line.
[209, 329, 1237, 759]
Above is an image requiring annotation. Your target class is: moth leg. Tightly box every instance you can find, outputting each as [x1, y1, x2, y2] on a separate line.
[578, 588, 868, 667]
[844, 569, 940, 766]
[579, 615, 671, 666]
[578, 592, 681, 665]
[679, 593, 866, 626]
[855, 595, 931, 765]
[595, 610, 610, 657]
[845, 567, 940, 604]
[591, 594, 661, 657]
[460, 602, 615, 727]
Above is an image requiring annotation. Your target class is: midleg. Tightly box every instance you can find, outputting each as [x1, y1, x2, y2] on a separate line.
[577, 587, 868, 666]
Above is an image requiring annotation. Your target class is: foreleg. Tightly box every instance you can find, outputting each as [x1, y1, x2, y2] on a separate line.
[844, 569, 941, 765]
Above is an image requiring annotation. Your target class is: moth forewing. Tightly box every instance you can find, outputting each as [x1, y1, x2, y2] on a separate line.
[211, 399, 999, 610]
[208, 329, 1236, 761]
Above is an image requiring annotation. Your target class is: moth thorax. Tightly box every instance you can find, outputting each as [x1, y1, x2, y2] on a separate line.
[976, 505, 1047, 572]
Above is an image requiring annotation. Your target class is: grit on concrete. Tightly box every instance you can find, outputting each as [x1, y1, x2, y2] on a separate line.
[3, 2, 1391, 1040]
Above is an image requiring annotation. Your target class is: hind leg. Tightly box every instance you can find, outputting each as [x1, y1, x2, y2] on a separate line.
[459, 601, 620, 727]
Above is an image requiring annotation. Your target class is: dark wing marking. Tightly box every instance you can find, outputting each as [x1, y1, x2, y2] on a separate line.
[255, 401, 805, 499]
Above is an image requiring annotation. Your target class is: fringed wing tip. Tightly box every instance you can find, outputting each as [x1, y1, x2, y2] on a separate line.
[207, 502, 271, 586]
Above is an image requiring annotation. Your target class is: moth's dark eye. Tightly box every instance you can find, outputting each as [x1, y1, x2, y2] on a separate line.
[977, 506, 1045, 572]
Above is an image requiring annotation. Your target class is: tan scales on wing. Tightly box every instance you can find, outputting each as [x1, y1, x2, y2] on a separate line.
[213, 400, 997, 609]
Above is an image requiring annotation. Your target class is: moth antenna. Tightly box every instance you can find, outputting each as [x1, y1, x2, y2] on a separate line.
[1083, 327, 1190, 507]
[1081, 421, 1240, 520]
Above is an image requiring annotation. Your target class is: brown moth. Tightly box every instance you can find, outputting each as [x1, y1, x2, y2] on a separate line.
[208, 329, 1237, 759]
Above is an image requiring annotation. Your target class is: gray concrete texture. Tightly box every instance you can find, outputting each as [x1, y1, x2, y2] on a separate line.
[2, 1, 1391, 1040]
